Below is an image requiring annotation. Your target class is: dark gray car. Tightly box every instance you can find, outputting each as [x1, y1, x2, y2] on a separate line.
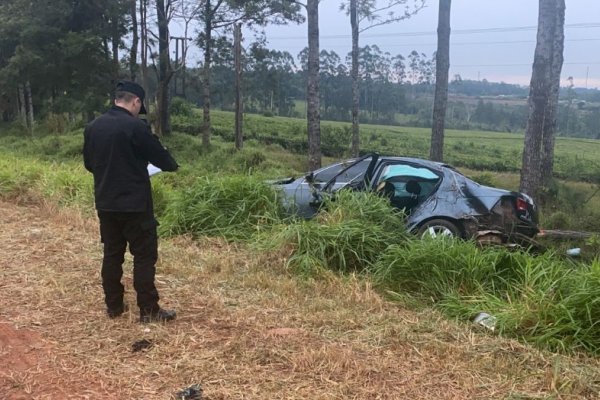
[272, 154, 539, 244]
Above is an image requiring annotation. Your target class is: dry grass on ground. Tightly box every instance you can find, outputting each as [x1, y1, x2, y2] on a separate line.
[0, 200, 599, 399]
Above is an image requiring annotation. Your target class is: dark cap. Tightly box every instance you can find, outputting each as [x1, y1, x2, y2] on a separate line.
[116, 80, 147, 114]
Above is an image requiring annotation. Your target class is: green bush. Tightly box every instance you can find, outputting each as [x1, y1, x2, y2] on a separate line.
[169, 97, 195, 117]
[544, 211, 571, 229]
[233, 149, 267, 172]
[321, 125, 351, 157]
[372, 239, 509, 299]
[578, 212, 600, 233]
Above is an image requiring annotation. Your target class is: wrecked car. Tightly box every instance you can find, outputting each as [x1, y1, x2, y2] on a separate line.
[272, 153, 539, 245]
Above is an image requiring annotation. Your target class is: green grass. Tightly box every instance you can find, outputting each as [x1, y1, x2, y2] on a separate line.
[159, 174, 284, 241]
[371, 237, 600, 354]
[257, 190, 408, 275]
[2, 113, 600, 356]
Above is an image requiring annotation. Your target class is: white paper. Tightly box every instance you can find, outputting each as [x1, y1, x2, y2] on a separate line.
[147, 164, 162, 176]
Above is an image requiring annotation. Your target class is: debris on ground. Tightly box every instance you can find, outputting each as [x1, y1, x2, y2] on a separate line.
[174, 384, 203, 400]
[131, 339, 154, 352]
[473, 312, 497, 332]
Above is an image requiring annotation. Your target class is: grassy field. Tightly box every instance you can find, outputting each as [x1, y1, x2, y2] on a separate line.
[172, 110, 600, 183]
[1, 113, 600, 361]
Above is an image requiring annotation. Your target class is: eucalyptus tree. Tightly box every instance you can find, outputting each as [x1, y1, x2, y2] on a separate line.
[520, 0, 565, 199]
[306, 0, 321, 169]
[129, 0, 139, 80]
[149, 0, 201, 136]
[155, 0, 173, 135]
[106, 0, 131, 80]
[197, 0, 303, 150]
[246, 43, 298, 115]
[429, 0, 451, 162]
[540, 0, 565, 187]
[340, 0, 425, 156]
[0, 0, 117, 126]
[349, 45, 393, 119]
[286, 0, 322, 169]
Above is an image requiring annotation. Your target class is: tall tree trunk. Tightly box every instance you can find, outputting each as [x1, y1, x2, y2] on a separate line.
[25, 81, 34, 135]
[201, 0, 213, 150]
[111, 17, 120, 79]
[140, 0, 149, 96]
[173, 38, 179, 96]
[540, 0, 565, 187]
[430, 0, 452, 162]
[520, 0, 556, 199]
[234, 23, 243, 150]
[129, 0, 139, 80]
[156, 0, 172, 136]
[18, 84, 26, 127]
[350, 0, 360, 157]
[306, 0, 321, 170]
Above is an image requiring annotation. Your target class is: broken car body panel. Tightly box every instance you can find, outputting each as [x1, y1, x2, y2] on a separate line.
[273, 153, 539, 243]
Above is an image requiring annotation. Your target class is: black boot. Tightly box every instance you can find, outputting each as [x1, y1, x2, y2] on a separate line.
[107, 304, 128, 319]
[140, 308, 176, 323]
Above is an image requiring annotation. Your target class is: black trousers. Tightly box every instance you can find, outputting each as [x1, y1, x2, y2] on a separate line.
[98, 211, 160, 314]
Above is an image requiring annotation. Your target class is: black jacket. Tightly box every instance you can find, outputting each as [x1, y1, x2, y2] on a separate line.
[83, 106, 178, 212]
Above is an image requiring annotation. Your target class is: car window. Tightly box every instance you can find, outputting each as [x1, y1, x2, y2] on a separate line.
[312, 162, 345, 183]
[313, 159, 369, 183]
[380, 164, 439, 181]
[374, 162, 442, 201]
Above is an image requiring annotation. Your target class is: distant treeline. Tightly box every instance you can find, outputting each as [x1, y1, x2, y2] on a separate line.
[0, 0, 598, 139]
[170, 43, 600, 138]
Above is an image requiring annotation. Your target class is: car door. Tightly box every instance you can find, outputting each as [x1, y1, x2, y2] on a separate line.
[285, 158, 369, 217]
[306, 154, 379, 211]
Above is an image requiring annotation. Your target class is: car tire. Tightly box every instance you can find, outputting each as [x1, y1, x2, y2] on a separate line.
[417, 219, 462, 239]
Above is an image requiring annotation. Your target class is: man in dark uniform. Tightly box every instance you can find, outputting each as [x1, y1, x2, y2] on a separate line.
[83, 81, 179, 323]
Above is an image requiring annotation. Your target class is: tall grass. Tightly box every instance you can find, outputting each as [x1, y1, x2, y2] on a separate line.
[260, 191, 407, 275]
[0, 155, 93, 210]
[159, 175, 284, 241]
[373, 238, 600, 354]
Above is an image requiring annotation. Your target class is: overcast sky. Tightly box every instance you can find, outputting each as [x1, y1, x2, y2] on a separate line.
[256, 0, 600, 88]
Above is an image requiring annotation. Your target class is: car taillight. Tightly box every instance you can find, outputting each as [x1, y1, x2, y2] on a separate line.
[516, 197, 528, 211]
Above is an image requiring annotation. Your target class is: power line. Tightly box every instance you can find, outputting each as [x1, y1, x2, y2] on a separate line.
[268, 23, 600, 40]
[380, 38, 600, 47]
[453, 62, 600, 68]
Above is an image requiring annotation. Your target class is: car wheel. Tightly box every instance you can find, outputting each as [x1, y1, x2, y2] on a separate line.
[417, 219, 462, 239]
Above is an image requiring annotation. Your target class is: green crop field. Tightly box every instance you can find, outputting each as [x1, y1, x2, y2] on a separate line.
[172, 110, 600, 183]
